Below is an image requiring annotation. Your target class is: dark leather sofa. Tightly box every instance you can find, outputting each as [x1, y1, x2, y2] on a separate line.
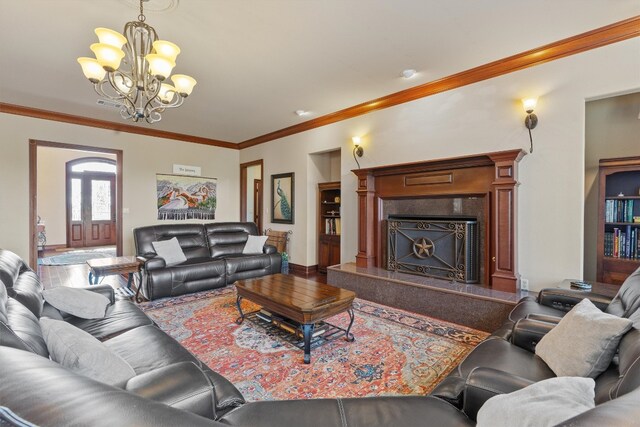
[2, 247, 640, 426]
[134, 222, 282, 300]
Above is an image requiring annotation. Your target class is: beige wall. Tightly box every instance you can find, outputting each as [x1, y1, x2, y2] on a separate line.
[0, 115, 240, 261]
[240, 38, 640, 292]
[584, 92, 640, 280]
[37, 147, 116, 246]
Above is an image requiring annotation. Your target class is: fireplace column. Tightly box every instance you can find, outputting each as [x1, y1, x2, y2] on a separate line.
[355, 172, 376, 268]
[488, 151, 526, 292]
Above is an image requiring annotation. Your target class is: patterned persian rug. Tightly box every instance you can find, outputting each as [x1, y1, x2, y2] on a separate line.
[140, 287, 488, 401]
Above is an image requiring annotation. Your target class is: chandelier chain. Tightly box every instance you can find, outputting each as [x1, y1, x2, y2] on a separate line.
[138, 0, 146, 22]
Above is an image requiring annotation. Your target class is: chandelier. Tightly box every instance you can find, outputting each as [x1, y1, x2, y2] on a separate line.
[77, 0, 196, 124]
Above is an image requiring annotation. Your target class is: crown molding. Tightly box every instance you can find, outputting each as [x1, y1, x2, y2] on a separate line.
[238, 15, 640, 149]
[2, 16, 638, 150]
[0, 102, 238, 149]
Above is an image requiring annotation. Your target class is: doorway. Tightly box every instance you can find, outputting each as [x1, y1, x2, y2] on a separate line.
[66, 158, 117, 248]
[240, 160, 264, 232]
[28, 140, 123, 268]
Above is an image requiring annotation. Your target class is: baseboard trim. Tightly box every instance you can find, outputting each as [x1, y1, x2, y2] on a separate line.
[289, 263, 318, 277]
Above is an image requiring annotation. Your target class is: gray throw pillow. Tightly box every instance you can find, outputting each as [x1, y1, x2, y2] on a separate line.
[152, 237, 187, 266]
[242, 235, 268, 254]
[477, 376, 595, 427]
[43, 287, 110, 319]
[535, 298, 633, 377]
[40, 318, 136, 386]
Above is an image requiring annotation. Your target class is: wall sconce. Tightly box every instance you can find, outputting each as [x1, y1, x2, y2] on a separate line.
[352, 136, 364, 169]
[522, 97, 538, 153]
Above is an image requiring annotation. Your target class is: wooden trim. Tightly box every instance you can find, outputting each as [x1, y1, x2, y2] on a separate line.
[238, 16, 640, 148]
[289, 263, 318, 277]
[28, 139, 124, 268]
[1, 103, 238, 150]
[239, 159, 264, 225]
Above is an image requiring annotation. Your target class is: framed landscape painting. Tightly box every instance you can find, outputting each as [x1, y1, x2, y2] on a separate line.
[271, 172, 294, 224]
[156, 174, 217, 220]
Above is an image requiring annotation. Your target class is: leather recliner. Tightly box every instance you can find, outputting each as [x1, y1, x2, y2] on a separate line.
[134, 222, 282, 300]
[490, 267, 640, 340]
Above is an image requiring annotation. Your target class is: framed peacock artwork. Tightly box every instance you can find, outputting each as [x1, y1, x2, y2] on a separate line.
[271, 172, 295, 224]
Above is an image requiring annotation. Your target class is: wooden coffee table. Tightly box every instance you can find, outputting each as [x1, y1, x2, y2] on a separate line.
[87, 256, 142, 299]
[235, 274, 356, 364]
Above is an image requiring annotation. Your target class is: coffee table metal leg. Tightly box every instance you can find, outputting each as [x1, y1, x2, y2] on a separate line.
[345, 308, 355, 342]
[302, 323, 314, 364]
[235, 295, 245, 325]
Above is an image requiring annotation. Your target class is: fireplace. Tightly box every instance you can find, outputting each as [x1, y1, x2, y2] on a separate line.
[352, 149, 526, 292]
[387, 215, 479, 283]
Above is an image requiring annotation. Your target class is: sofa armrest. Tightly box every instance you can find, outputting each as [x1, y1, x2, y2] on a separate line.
[138, 255, 166, 271]
[463, 367, 535, 421]
[78, 284, 115, 304]
[125, 362, 216, 420]
[263, 244, 278, 255]
[537, 288, 612, 312]
[525, 313, 562, 324]
[510, 319, 556, 353]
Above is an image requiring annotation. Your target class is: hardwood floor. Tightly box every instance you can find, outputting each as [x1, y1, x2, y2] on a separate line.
[37, 246, 126, 290]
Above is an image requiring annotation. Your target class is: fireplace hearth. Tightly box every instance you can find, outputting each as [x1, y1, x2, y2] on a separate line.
[387, 215, 479, 283]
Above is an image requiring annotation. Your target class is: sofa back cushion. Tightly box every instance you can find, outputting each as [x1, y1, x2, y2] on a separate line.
[0, 280, 48, 357]
[134, 224, 209, 260]
[606, 267, 640, 318]
[0, 249, 24, 289]
[205, 222, 259, 258]
[609, 328, 640, 399]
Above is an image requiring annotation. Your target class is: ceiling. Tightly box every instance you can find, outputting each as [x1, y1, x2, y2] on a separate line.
[1, 0, 639, 144]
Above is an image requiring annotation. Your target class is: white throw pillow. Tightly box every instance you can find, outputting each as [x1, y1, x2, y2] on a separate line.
[477, 376, 595, 427]
[152, 237, 187, 266]
[43, 287, 110, 319]
[242, 235, 269, 254]
[40, 318, 136, 386]
[535, 298, 633, 378]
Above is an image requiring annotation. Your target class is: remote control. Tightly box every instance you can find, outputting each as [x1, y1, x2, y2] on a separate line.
[570, 280, 592, 290]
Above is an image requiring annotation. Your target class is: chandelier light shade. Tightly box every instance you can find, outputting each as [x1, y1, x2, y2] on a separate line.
[77, 0, 196, 123]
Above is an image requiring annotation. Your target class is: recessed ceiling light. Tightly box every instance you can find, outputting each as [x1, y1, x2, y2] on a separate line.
[401, 69, 417, 79]
[295, 110, 311, 117]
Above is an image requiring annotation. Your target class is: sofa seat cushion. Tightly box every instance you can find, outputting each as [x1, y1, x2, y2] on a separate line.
[145, 258, 227, 299]
[65, 300, 154, 341]
[457, 337, 555, 382]
[104, 324, 201, 374]
[219, 396, 474, 427]
[224, 254, 272, 274]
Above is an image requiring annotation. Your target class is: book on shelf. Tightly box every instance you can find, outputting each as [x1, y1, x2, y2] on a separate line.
[267, 315, 327, 338]
[324, 218, 341, 235]
[605, 199, 635, 223]
[605, 226, 640, 260]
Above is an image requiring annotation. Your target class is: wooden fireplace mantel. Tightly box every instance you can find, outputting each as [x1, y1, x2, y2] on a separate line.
[352, 148, 526, 292]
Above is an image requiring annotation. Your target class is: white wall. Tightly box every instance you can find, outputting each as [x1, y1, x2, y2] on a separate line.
[584, 91, 640, 280]
[0, 115, 240, 261]
[240, 38, 640, 291]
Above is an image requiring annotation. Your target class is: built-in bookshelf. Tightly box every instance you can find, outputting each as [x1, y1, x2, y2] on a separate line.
[597, 156, 640, 285]
[318, 181, 341, 273]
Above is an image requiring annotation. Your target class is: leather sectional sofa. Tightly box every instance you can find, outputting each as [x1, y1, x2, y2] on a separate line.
[134, 222, 281, 300]
[2, 247, 640, 426]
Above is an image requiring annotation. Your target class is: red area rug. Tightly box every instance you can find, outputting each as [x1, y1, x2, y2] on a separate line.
[140, 287, 488, 401]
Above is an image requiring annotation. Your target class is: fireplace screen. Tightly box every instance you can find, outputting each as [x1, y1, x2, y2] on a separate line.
[387, 216, 479, 283]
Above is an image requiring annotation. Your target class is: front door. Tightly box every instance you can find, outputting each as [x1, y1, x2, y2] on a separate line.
[67, 172, 116, 248]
